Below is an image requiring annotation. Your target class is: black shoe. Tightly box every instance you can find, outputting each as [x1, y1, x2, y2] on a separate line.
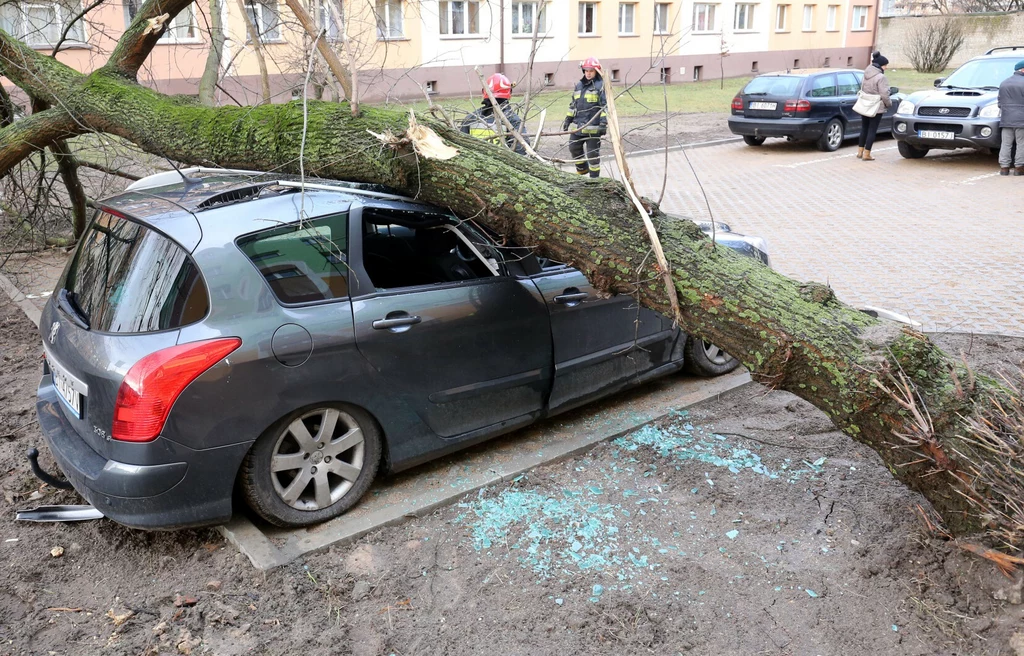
[1001, 167, 1011, 176]
[1015, 168, 1024, 176]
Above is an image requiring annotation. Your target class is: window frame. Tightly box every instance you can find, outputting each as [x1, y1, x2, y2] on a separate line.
[244, 0, 282, 43]
[802, 4, 813, 31]
[653, 2, 671, 34]
[617, 2, 635, 34]
[318, 0, 344, 41]
[692, 2, 716, 33]
[775, 3, 788, 31]
[826, 3, 838, 30]
[439, 0, 480, 36]
[1, 0, 87, 47]
[511, 1, 548, 36]
[375, 0, 404, 39]
[733, 2, 754, 31]
[852, 4, 869, 30]
[577, 1, 597, 35]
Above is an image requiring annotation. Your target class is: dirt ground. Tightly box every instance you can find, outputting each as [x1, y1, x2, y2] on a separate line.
[3, 286, 1024, 655]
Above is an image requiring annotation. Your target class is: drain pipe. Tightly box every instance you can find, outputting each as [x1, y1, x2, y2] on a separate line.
[499, 0, 505, 71]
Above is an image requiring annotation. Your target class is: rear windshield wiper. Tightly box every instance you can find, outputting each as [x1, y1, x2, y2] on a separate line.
[57, 289, 90, 330]
[746, 92, 768, 96]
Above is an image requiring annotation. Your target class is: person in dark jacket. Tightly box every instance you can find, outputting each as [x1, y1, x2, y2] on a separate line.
[997, 60, 1024, 175]
[857, 52, 892, 161]
[561, 57, 607, 177]
[460, 73, 529, 155]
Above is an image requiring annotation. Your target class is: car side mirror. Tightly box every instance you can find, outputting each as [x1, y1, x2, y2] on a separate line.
[889, 86, 899, 95]
[934, 77, 946, 87]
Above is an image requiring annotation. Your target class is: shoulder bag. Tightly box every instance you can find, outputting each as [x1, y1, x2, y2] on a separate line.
[853, 90, 883, 117]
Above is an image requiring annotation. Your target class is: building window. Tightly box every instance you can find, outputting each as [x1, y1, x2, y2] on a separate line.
[124, 0, 196, 41]
[852, 4, 869, 29]
[439, 0, 479, 34]
[1, 0, 86, 45]
[244, 0, 281, 42]
[318, 0, 344, 40]
[611, 68, 621, 81]
[578, 2, 596, 34]
[543, 72, 554, 85]
[847, 56, 853, 66]
[751, 60, 758, 72]
[511, 2, 547, 35]
[618, 2, 635, 33]
[654, 2, 671, 33]
[375, 0, 403, 37]
[775, 4, 788, 30]
[660, 67, 671, 82]
[693, 3, 716, 32]
[826, 4, 838, 30]
[824, 56, 830, 66]
[793, 58, 800, 68]
[802, 4, 813, 30]
[425, 80, 437, 93]
[693, 65, 703, 81]
[733, 3, 754, 30]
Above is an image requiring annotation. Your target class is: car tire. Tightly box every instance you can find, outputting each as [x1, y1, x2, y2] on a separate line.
[683, 337, 740, 377]
[897, 141, 929, 159]
[817, 118, 845, 152]
[241, 404, 382, 527]
[743, 136, 766, 146]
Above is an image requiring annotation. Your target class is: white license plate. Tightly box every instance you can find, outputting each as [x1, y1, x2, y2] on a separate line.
[750, 102, 777, 110]
[50, 359, 83, 419]
[918, 130, 955, 140]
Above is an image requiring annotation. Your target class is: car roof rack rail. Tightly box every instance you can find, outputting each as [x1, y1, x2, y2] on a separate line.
[984, 46, 1024, 55]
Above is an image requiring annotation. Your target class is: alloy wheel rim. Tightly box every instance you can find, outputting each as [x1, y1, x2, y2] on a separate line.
[701, 340, 732, 366]
[269, 408, 365, 511]
[828, 124, 842, 148]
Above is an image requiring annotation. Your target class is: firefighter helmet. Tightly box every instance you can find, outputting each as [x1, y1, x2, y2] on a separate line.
[484, 73, 513, 100]
[580, 57, 602, 72]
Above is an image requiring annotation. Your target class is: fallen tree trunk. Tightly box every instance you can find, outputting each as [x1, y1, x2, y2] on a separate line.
[0, 20, 1021, 548]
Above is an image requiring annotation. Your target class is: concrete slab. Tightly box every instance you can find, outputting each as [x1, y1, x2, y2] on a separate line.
[220, 369, 751, 570]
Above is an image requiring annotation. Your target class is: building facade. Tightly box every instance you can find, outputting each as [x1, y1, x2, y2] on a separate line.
[0, 0, 879, 103]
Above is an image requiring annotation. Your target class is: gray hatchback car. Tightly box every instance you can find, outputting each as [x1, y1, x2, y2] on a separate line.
[34, 169, 769, 530]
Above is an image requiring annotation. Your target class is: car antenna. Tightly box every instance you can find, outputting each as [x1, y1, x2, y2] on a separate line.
[161, 155, 205, 191]
[681, 148, 719, 245]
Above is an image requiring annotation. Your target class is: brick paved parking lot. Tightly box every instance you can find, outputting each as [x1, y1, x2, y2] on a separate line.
[618, 135, 1024, 337]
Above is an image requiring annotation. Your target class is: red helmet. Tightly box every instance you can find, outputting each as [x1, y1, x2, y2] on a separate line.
[484, 73, 513, 100]
[580, 57, 602, 72]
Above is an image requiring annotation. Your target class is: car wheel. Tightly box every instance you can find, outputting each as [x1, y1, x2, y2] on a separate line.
[897, 141, 929, 159]
[241, 404, 382, 527]
[817, 119, 844, 152]
[742, 135, 766, 146]
[683, 337, 740, 377]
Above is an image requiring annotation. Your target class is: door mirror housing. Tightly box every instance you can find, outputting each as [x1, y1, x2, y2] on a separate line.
[889, 86, 899, 95]
[934, 77, 946, 87]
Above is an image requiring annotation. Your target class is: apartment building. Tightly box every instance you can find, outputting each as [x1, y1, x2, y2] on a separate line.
[0, 0, 879, 102]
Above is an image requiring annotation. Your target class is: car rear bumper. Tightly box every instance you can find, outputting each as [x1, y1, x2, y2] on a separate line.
[892, 116, 1001, 150]
[728, 116, 826, 139]
[36, 375, 248, 529]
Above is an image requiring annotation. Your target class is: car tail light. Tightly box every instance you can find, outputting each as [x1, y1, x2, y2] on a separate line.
[731, 97, 743, 111]
[112, 338, 242, 442]
[784, 99, 811, 112]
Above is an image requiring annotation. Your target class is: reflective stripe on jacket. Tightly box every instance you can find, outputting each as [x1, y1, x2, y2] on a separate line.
[459, 101, 528, 154]
[566, 77, 607, 134]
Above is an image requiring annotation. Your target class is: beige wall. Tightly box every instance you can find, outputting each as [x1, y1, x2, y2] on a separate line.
[878, 12, 1024, 69]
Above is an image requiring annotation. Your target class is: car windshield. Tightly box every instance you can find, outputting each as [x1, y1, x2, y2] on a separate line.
[742, 76, 802, 96]
[942, 58, 1019, 89]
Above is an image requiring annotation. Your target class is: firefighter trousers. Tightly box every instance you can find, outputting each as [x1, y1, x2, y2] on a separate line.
[568, 133, 602, 178]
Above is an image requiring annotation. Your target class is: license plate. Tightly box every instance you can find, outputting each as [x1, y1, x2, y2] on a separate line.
[750, 102, 777, 110]
[49, 356, 84, 419]
[918, 130, 954, 140]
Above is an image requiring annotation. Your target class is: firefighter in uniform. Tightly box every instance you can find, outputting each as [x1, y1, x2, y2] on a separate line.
[460, 73, 528, 155]
[562, 57, 607, 177]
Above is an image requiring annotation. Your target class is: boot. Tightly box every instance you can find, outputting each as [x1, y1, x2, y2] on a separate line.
[1001, 167, 1011, 176]
[856, 147, 864, 159]
[1015, 167, 1024, 176]
[862, 149, 874, 161]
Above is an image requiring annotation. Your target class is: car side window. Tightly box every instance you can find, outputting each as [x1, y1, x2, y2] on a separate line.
[361, 212, 500, 290]
[808, 74, 838, 98]
[837, 72, 860, 96]
[238, 213, 349, 304]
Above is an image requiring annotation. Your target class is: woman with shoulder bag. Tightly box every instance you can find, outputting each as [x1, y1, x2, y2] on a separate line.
[856, 52, 892, 161]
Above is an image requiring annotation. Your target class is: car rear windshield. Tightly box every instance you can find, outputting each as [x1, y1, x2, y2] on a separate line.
[238, 213, 349, 304]
[942, 58, 1019, 89]
[62, 210, 209, 333]
[742, 76, 802, 96]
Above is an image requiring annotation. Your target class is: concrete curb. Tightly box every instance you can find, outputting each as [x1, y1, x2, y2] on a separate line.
[0, 271, 42, 328]
[220, 370, 753, 570]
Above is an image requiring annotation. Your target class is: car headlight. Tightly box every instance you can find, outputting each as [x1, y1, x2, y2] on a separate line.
[979, 104, 1001, 118]
[896, 100, 915, 115]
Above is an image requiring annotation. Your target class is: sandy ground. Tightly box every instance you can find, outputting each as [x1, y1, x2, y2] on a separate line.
[3, 288, 1024, 654]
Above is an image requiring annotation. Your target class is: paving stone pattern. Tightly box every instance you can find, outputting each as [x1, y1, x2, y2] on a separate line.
[612, 138, 1024, 337]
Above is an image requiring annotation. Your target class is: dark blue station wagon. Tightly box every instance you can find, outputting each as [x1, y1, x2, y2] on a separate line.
[728, 69, 902, 151]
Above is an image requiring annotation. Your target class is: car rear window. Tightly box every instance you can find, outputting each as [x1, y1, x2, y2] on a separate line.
[238, 213, 349, 304]
[63, 210, 209, 333]
[742, 76, 802, 96]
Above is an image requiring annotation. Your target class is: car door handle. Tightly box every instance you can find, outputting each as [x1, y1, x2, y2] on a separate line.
[554, 290, 589, 305]
[372, 314, 422, 330]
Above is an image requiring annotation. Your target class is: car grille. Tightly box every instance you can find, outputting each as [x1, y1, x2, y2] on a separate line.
[918, 107, 971, 118]
[914, 122, 964, 134]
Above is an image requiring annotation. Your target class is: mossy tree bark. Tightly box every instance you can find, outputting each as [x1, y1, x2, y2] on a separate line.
[0, 6, 1019, 546]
